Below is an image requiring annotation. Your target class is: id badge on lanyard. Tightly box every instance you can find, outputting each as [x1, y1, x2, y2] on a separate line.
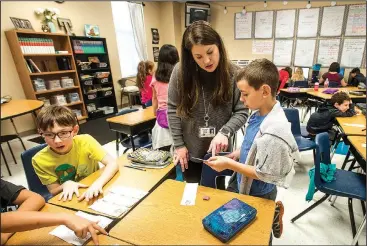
[198, 115, 216, 138]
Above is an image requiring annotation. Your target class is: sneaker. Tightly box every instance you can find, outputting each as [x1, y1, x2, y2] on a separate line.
[272, 201, 284, 238]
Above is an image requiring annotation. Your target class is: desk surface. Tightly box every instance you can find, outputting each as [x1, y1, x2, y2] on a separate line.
[336, 114, 366, 136]
[85, 235, 131, 245]
[110, 179, 275, 245]
[1, 99, 44, 120]
[280, 88, 313, 93]
[48, 154, 174, 217]
[348, 136, 366, 160]
[6, 204, 74, 245]
[106, 107, 156, 126]
[307, 87, 365, 100]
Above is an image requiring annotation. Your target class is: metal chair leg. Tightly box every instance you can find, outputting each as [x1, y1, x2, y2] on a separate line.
[116, 132, 119, 156]
[348, 198, 357, 241]
[330, 196, 337, 206]
[6, 141, 17, 164]
[342, 151, 352, 170]
[291, 194, 330, 223]
[0, 145, 12, 176]
[351, 215, 366, 245]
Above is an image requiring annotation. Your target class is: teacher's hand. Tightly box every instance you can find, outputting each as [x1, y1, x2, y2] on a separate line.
[174, 146, 189, 172]
[208, 132, 229, 157]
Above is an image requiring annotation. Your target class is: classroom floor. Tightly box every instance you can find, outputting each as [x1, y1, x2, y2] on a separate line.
[1, 107, 365, 245]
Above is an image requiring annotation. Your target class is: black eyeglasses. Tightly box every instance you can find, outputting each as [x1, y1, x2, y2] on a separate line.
[41, 131, 73, 140]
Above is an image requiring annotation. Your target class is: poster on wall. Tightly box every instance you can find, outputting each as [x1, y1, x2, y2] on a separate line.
[151, 28, 159, 44]
[252, 40, 273, 55]
[153, 47, 159, 62]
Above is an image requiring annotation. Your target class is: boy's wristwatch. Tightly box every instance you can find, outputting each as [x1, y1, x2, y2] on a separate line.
[219, 128, 231, 138]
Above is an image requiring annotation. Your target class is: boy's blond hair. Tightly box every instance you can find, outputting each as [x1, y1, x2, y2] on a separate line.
[37, 105, 77, 131]
[236, 58, 279, 97]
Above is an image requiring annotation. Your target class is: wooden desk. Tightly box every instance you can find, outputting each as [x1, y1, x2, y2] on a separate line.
[307, 87, 366, 102]
[107, 107, 156, 152]
[85, 235, 131, 245]
[110, 179, 275, 245]
[348, 136, 366, 160]
[48, 154, 174, 218]
[1, 99, 44, 120]
[6, 204, 74, 245]
[336, 114, 366, 136]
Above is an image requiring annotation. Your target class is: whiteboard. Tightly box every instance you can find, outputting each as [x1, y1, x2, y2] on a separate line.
[297, 8, 319, 37]
[252, 40, 273, 54]
[273, 40, 293, 66]
[294, 39, 316, 67]
[345, 4, 366, 36]
[234, 12, 253, 39]
[340, 39, 366, 67]
[275, 9, 295, 38]
[320, 6, 345, 36]
[317, 39, 340, 67]
[255, 11, 273, 38]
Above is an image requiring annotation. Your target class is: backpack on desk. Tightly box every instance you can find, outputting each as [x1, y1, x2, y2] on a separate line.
[127, 148, 172, 169]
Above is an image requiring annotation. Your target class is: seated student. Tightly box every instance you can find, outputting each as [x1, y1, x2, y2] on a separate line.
[32, 105, 119, 202]
[205, 59, 299, 239]
[348, 67, 366, 88]
[319, 62, 347, 87]
[278, 67, 292, 91]
[151, 44, 179, 151]
[136, 60, 154, 107]
[1, 179, 106, 245]
[291, 67, 305, 82]
[306, 91, 361, 135]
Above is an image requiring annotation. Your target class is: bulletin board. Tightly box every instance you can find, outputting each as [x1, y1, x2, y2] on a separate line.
[345, 4, 366, 36]
[234, 12, 253, 39]
[294, 39, 316, 67]
[320, 6, 345, 37]
[317, 39, 340, 67]
[254, 11, 273, 38]
[297, 8, 320, 38]
[273, 39, 293, 66]
[340, 38, 366, 68]
[275, 9, 296, 38]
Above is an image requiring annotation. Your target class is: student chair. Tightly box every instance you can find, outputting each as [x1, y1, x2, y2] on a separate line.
[113, 108, 152, 155]
[291, 132, 366, 245]
[118, 78, 140, 108]
[283, 108, 317, 153]
[21, 144, 52, 201]
[200, 152, 233, 189]
[0, 134, 27, 176]
[293, 80, 309, 88]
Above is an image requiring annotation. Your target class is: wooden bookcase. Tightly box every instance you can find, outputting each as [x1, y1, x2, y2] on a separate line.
[5, 30, 88, 121]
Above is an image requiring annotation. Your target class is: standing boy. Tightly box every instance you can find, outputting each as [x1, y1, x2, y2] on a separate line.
[205, 59, 299, 238]
[32, 106, 119, 202]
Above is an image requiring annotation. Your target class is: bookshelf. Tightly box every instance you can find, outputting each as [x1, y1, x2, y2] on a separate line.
[69, 36, 117, 120]
[5, 30, 87, 121]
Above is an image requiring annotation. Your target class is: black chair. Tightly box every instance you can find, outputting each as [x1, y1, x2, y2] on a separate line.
[118, 78, 140, 108]
[293, 80, 309, 88]
[21, 144, 52, 201]
[291, 132, 366, 245]
[113, 108, 152, 155]
[1, 134, 26, 176]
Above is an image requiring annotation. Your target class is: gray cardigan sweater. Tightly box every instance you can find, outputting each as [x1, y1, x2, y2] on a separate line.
[167, 63, 248, 160]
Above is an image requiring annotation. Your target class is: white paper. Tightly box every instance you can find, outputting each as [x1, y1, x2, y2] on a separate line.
[49, 211, 112, 245]
[275, 9, 295, 38]
[340, 39, 366, 68]
[345, 4, 366, 36]
[320, 6, 345, 37]
[273, 40, 293, 66]
[180, 183, 198, 206]
[294, 39, 316, 67]
[252, 40, 273, 55]
[235, 12, 252, 39]
[255, 11, 273, 38]
[362, 144, 366, 148]
[343, 123, 365, 128]
[89, 200, 129, 217]
[298, 8, 319, 37]
[317, 39, 340, 66]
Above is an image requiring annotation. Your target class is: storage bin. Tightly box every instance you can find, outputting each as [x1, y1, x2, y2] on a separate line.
[38, 97, 51, 107]
[61, 77, 74, 88]
[97, 106, 114, 115]
[46, 79, 61, 90]
[90, 62, 108, 69]
[95, 72, 110, 78]
[87, 91, 97, 100]
[66, 93, 80, 103]
[98, 88, 113, 97]
[87, 103, 97, 112]
[32, 78, 47, 92]
[72, 109, 82, 117]
[89, 110, 104, 118]
[50, 95, 67, 106]
[95, 77, 109, 84]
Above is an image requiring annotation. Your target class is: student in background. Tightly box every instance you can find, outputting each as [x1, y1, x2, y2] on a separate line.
[151, 44, 179, 151]
[278, 67, 292, 91]
[319, 62, 347, 87]
[348, 67, 366, 88]
[136, 60, 154, 107]
[205, 59, 299, 239]
[291, 67, 305, 82]
[1, 179, 107, 245]
[306, 91, 361, 135]
[32, 106, 119, 202]
[168, 21, 248, 183]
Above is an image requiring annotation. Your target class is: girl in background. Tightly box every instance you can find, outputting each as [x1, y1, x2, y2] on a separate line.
[136, 61, 154, 107]
[151, 44, 179, 151]
[291, 67, 305, 81]
[278, 67, 292, 91]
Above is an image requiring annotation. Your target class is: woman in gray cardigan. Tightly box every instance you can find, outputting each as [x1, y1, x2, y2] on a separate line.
[167, 21, 248, 183]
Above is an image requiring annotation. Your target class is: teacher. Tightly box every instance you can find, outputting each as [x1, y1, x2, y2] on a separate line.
[168, 21, 248, 183]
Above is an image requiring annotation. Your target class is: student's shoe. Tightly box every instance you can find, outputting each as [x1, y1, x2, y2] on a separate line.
[272, 201, 284, 238]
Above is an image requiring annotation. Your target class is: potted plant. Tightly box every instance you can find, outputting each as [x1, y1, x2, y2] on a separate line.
[34, 8, 60, 33]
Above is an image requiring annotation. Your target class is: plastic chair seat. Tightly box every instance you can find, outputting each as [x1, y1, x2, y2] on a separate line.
[319, 169, 366, 201]
[295, 136, 317, 151]
[301, 126, 312, 139]
[122, 86, 139, 93]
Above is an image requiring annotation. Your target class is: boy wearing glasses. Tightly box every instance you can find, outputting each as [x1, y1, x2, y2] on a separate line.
[32, 106, 118, 202]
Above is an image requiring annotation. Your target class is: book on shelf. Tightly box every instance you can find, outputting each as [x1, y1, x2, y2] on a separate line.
[19, 37, 56, 54]
[26, 58, 41, 73]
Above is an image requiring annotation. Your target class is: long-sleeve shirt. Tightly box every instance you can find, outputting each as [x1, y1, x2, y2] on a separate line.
[167, 62, 248, 160]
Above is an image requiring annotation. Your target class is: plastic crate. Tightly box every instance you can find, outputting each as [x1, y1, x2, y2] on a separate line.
[98, 89, 113, 97]
[86, 92, 97, 100]
[98, 106, 114, 115]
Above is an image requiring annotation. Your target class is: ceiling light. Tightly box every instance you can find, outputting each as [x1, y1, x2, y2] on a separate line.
[224, 6, 227, 14]
[264, 1, 267, 8]
[283, 1, 288, 5]
[306, 1, 311, 9]
[242, 6, 246, 15]
[331, 1, 336, 6]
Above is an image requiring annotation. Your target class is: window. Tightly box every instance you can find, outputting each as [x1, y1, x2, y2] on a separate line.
[111, 1, 141, 77]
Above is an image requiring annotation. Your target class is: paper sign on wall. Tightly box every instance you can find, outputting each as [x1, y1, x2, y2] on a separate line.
[252, 40, 273, 54]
